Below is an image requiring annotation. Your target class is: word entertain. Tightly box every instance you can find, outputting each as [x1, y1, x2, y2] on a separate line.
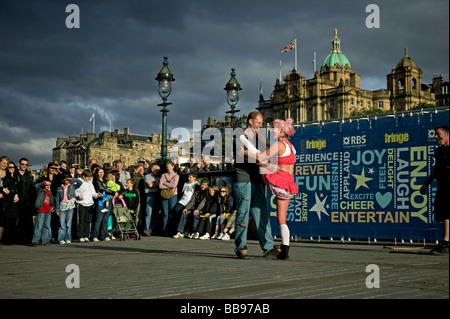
[331, 211, 409, 223]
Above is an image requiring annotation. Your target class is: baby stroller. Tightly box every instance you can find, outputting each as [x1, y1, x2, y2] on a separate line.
[112, 204, 141, 241]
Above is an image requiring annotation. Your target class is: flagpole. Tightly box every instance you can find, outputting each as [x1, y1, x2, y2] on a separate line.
[294, 38, 298, 71]
[279, 60, 282, 83]
[314, 51, 316, 72]
[89, 113, 95, 134]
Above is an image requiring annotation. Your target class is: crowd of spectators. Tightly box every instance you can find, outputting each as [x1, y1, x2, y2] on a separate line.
[0, 154, 235, 246]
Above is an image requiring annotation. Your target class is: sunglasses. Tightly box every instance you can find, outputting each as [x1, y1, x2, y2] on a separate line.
[8, 166, 15, 169]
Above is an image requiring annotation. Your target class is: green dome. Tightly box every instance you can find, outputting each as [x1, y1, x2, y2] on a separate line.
[322, 29, 351, 68]
[322, 52, 351, 68]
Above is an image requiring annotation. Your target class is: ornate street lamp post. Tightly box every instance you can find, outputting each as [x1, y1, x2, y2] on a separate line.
[224, 68, 241, 128]
[155, 56, 175, 165]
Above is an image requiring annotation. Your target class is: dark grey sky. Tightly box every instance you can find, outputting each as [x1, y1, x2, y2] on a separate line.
[1, 0, 448, 169]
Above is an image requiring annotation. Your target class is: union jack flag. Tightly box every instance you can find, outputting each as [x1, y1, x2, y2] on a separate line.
[281, 40, 295, 52]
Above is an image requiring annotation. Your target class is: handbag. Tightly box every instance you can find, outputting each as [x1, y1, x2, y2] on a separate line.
[160, 173, 176, 199]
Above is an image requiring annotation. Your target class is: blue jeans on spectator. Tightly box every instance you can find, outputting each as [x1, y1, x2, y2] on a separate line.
[58, 209, 74, 242]
[144, 192, 158, 234]
[161, 194, 177, 235]
[32, 212, 52, 244]
[91, 200, 111, 240]
[167, 202, 185, 235]
[233, 181, 274, 255]
[177, 209, 201, 234]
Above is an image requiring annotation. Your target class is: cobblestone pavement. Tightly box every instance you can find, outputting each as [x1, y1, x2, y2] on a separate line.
[1, 235, 448, 310]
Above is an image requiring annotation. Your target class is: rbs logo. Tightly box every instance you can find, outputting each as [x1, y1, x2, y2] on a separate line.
[343, 135, 366, 146]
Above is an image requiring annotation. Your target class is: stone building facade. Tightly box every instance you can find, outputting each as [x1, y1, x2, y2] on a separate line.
[258, 29, 446, 125]
[53, 127, 181, 168]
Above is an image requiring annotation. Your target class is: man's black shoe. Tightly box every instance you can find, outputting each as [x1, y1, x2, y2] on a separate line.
[236, 246, 250, 259]
[264, 245, 282, 258]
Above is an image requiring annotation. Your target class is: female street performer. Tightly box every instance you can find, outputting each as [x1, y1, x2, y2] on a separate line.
[250, 118, 298, 259]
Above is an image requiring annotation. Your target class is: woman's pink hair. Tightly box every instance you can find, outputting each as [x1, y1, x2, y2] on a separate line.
[273, 118, 295, 137]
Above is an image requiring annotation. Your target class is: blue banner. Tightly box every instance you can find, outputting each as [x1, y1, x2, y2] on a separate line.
[268, 109, 449, 241]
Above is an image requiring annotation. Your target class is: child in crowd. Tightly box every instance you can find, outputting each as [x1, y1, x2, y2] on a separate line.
[30, 179, 55, 246]
[106, 172, 126, 207]
[212, 186, 234, 239]
[55, 174, 77, 245]
[168, 173, 199, 235]
[75, 169, 101, 242]
[198, 186, 219, 240]
[123, 179, 139, 223]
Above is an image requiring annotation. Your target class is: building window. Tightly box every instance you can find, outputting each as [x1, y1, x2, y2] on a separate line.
[367, 101, 371, 108]
[378, 101, 384, 109]
[329, 99, 335, 107]
[360, 100, 364, 108]
[351, 98, 354, 106]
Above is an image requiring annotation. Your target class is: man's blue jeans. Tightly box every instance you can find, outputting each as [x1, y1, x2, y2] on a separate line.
[144, 192, 157, 234]
[177, 209, 201, 233]
[233, 181, 274, 254]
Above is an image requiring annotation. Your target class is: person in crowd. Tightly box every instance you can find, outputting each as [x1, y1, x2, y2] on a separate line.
[75, 169, 101, 243]
[201, 155, 216, 172]
[123, 179, 139, 224]
[421, 125, 450, 254]
[59, 160, 68, 175]
[0, 156, 9, 243]
[171, 157, 182, 175]
[102, 162, 112, 175]
[116, 160, 131, 186]
[252, 118, 298, 259]
[173, 178, 209, 239]
[127, 165, 136, 177]
[168, 172, 199, 236]
[36, 161, 63, 241]
[138, 157, 152, 174]
[16, 157, 36, 245]
[30, 179, 55, 246]
[212, 186, 234, 240]
[143, 164, 161, 236]
[220, 204, 236, 241]
[68, 164, 78, 178]
[159, 161, 179, 236]
[132, 164, 146, 231]
[233, 111, 280, 259]
[91, 167, 116, 241]
[198, 186, 219, 240]
[2, 162, 20, 244]
[106, 172, 126, 207]
[183, 156, 199, 173]
[75, 168, 83, 179]
[89, 158, 98, 170]
[55, 174, 77, 245]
